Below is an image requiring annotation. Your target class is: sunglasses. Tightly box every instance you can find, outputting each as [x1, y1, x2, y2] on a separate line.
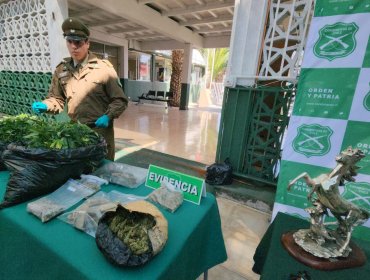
[66, 39, 87, 47]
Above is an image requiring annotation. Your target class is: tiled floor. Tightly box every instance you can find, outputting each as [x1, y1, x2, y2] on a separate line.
[210, 197, 270, 280]
[114, 103, 221, 165]
[114, 103, 272, 280]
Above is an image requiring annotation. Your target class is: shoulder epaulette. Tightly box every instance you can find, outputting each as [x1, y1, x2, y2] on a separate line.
[55, 61, 64, 68]
[101, 59, 113, 68]
[56, 57, 71, 69]
[88, 59, 100, 69]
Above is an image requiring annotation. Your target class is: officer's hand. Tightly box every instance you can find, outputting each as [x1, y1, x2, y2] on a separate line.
[32, 102, 47, 114]
[95, 115, 110, 128]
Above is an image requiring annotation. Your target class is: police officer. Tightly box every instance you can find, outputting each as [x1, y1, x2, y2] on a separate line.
[32, 17, 128, 160]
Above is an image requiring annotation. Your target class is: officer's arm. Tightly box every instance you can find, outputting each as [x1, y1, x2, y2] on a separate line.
[104, 64, 128, 120]
[42, 68, 66, 114]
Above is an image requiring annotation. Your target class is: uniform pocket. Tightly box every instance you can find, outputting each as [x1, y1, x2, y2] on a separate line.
[92, 80, 106, 95]
[59, 77, 70, 94]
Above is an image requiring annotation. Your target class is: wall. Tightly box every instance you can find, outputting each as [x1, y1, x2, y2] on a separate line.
[0, 0, 55, 118]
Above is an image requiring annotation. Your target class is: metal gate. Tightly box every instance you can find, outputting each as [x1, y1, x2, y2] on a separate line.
[216, 85, 295, 185]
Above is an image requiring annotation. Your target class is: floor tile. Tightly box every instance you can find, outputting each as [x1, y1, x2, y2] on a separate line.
[217, 198, 270, 280]
[200, 265, 252, 280]
[115, 103, 221, 165]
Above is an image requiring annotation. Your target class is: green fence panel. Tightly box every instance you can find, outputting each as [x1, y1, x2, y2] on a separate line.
[216, 87, 255, 174]
[216, 86, 295, 186]
[2, 72, 10, 87]
[0, 71, 53, 117]
[19, 73, 26, 89]
[12, 71, 20, 88]
[41, 73, 52, 90]
[27, 72, 37, 89]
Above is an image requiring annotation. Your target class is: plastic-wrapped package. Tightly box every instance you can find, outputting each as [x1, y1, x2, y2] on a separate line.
[79, 174, 108, 191]
[59, 192, 115, 236]
[27, 178, 104, 223]
[148, 182, 184, 212]
[95, 201, 168, 267]
[107, 190, 147, 204]
[93, 162, 148, 188]
[59, 191, 147, 237]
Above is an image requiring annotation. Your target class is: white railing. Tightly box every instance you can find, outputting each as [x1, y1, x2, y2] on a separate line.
[258, 0, 314, 82]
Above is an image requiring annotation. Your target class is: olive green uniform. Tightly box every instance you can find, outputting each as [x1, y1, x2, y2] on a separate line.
[43, 52, 128, 160]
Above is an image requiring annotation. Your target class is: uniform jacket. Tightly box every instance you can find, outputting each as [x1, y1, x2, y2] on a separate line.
[43, 52, 128, 126]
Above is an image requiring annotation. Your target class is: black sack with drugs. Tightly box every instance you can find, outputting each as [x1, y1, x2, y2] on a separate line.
[0, 141, 7, 171]
[205, 158, 233, 185]
[96, 201, 168, 267]
[0, 138, 107, 209]
[0, 114, 42, 171]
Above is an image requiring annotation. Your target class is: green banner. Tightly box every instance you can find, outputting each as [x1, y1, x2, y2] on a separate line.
[275, 161, 331, 209]
[273, 0, 370, 241]
[342, 182, 370, 212]
[314, 0, 370, 17]
[293, 68, 359, 119]
[145, 165, 205, 205]
[362, 36, 370, 67]
[341, 121, 370, 175]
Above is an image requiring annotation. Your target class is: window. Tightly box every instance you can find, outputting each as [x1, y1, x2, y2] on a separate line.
[139, 53, 151, 81]
[89, 41, 119, 74]
[128, 51, 151, 81]
[154, 55, 171, 82]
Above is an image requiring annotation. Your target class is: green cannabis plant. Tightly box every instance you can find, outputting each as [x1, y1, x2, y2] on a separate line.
[0, 114, 100, 149]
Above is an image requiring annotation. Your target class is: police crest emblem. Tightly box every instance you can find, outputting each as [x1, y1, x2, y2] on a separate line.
[313, 22, 358, 61]
[342, 182, 370, 213]
[292, 124, 333, 157]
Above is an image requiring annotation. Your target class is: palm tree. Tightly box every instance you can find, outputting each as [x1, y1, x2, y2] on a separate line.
[169, 50, 183, 107]
[200, 48, 229, 87]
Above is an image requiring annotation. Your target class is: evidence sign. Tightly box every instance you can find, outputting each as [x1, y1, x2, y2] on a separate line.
[145, 164, 205, 205]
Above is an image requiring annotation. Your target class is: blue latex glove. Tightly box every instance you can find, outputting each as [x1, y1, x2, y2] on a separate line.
[32, 102, 47, 114]
[95, 115, 110, 128]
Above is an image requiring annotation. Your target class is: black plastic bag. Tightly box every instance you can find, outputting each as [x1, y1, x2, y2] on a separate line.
[96, 201, 168, 267]
[0, 141, 7, 171]
[0, 138, 107, 209]
[205, 158, 233, 185]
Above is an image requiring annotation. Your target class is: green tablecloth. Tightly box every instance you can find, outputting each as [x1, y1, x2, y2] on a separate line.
[253, 212, 370, 280]
[0, 171, 227, 280]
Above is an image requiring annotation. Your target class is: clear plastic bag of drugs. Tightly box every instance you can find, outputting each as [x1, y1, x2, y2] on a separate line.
[27, 178, 101, 223]
[79, 174, 108, 191]
[148, 181, 184, 212]
[93, 162, 148, 188]
[58, 190, 147, 237]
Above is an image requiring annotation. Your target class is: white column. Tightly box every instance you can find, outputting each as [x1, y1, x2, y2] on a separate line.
[179, 43, 193, 110]
[45, 0, 69, 70]
[224, 0, 269, 87]
[119, 45, 128, 79]
[181, 43, 193, 84]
